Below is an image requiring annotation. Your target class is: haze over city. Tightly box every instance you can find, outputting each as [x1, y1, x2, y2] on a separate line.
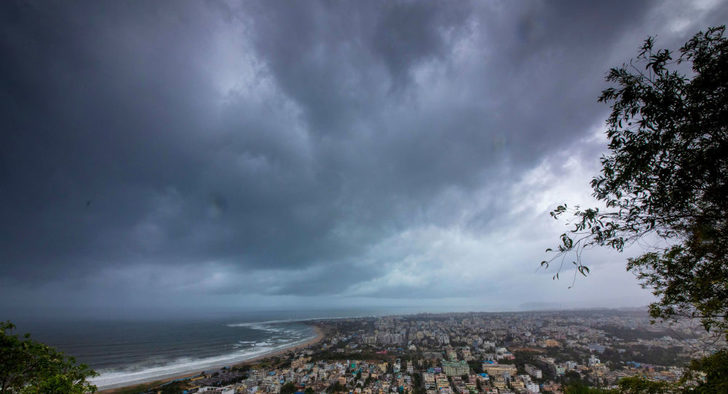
[2, 0, 726, 319]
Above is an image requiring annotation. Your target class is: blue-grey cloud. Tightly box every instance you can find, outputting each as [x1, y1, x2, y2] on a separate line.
[1, 0, 725, 314]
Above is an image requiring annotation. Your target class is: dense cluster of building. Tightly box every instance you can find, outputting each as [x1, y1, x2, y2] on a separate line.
[158, 309, 723, 394]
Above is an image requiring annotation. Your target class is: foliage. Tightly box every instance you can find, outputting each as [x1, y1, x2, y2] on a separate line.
[157, 381, 189, 394]
[561, 370, 586, 387]
[111, 380, 167, 394]
[564, 376, 680, 393]
[0, 321, 98, 393]
[617, 376, 671, 393]
[681, 349, 728, 393]
[466, 360, 483, 373]
[280, 381, 297, 394]
[599, 344, 688, 366]
[327, 381, 345, 393]
[563, 382, 613, 394]
[544, 26, 728, 338]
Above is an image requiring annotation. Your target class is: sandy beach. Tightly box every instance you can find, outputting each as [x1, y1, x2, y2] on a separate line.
[99, 325, 324, 393]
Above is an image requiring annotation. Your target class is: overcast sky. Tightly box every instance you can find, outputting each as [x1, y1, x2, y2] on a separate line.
[1, 0, 726, 319]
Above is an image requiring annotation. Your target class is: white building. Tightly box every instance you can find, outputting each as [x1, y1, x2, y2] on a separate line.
[588, 354, 601, 367]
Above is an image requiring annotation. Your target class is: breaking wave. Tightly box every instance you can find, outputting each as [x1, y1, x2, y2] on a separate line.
[90, 323, 314, 390]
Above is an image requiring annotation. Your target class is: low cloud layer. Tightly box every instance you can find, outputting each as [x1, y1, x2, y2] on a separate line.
[1, 0, 726, 316]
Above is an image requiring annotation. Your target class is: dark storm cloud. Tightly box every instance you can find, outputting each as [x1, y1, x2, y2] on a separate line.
[1, 0, 724, 311]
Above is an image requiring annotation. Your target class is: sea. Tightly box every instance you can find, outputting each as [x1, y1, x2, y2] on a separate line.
[9, 309, 397, 390]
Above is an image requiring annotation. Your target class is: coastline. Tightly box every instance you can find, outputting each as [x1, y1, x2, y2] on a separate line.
[99, 325, 324, 393]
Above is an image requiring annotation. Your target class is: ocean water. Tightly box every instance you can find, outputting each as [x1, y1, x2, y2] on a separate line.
[11, 313, 324, 389]
[8, 307, 431, 389]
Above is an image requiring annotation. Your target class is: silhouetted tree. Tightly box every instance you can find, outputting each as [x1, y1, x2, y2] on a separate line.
[544, 25, 728, 339]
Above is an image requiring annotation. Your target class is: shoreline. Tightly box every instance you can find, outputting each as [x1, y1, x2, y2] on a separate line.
[99, 325, 324, 393]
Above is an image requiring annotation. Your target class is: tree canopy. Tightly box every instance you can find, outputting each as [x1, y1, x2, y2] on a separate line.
[544, 25, 727, 338]
[0, 321, 97, 393]
[280, 381, 297, 394]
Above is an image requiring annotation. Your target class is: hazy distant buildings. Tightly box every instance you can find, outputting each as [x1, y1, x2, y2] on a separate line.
[167, 310, 707, 394]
